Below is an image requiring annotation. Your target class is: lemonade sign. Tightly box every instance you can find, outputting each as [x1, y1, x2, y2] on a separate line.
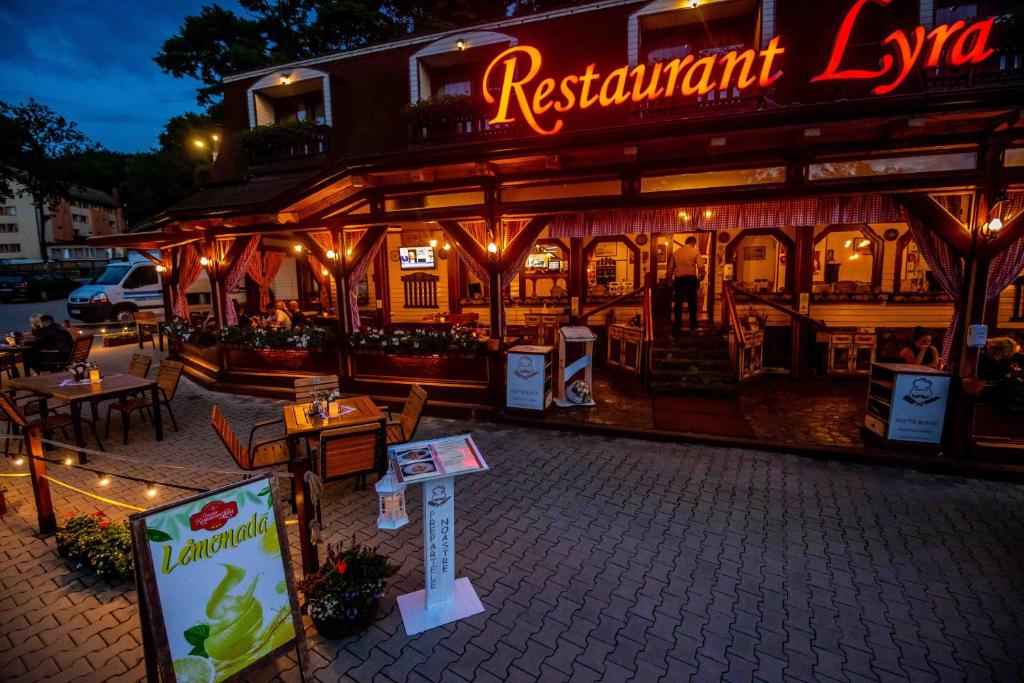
[130, 476, 307, 683]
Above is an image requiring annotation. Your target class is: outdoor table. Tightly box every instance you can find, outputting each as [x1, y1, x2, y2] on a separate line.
[8, 372, 162, 462]
[281, 394, 385, 460]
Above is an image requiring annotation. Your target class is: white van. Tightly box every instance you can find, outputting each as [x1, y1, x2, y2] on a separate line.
[67, 252, 164, 323]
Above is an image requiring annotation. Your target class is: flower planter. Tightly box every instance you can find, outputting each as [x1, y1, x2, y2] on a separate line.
[225, 347, 339, 374]
[102, 333, 140, 348]
[351, 350, 488, 383]
[310, 601, 380, 639]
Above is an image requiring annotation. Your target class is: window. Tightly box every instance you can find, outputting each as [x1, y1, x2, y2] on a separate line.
[0, 223, 18, 233]
[0, 243, 22, 253]
[123, 265, 158, 289]
[72, 214, 89, 224]
[0, 207, 15, 216]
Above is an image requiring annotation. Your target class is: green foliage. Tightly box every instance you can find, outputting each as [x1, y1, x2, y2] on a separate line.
[349, 325, 484, 354]
[55, 510, 135, 583]
[165, 317, 197, 344]
[401, 95, 480, 131]
[219, 324, 335, 350]
[240, 120, 320, 154]
[298, 541, 397, 626]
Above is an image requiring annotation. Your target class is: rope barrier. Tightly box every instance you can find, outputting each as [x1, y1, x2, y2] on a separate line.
[43, 475, 146, 512]
[0, 472, 30, 478]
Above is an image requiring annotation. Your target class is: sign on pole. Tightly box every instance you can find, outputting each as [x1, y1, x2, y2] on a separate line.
[130, 475, 308, 683]
[389, 435, 488, 635]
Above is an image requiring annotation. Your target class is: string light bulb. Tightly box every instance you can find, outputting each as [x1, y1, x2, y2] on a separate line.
[677, 210, 690, 221]
[849, 253, 861, 261]
[98, 474, 111, 486]
[858, 239, 871, 248]
[13, 456, 24, 466]
[199, 256, 210, 267]
[346, 248, 353, 257]
[429, 239, 438, 248]
[443, 242, 451, 251]
[703, 209, 714, 219]
[487, 242, 498, 254]
[64, 456, 74, 466]
[293, 244, 303, 253]
[145, 483, 158, 498]
[843, 239, 853, 248]
[321, 268, 329, 276]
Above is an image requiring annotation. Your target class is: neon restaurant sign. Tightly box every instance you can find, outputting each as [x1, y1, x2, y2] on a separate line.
[482, 0, 998, 135]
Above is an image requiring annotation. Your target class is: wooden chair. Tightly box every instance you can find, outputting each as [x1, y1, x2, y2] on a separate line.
[383, 384, 428, 446]
[210, 405, 290, 470]
[35, 333, 93, 373]
[133, 312, 159, 349]
[128, 353, 152, 380]
[294, 375, 340, 403]
[105, 360, 183, 444]
[0, 390, 85, 455]
[0, 352, 21, 385]
[315, 422, 386, 490]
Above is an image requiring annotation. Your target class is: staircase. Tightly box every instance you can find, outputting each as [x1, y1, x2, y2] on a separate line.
[648, 324, 738, 398]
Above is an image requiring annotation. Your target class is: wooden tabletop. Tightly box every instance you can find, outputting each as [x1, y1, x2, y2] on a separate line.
[9, 372, 156, 402]
[283, 395, 385, 437]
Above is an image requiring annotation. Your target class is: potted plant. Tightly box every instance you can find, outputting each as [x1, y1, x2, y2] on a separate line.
[299, 541, 397, 638]
[54, 510, 135, 583]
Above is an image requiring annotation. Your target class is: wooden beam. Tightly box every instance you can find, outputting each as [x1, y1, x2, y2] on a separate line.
[129, 248, 161, 266]
[295, 232, 332, 265]
[499, 216, 551, 272]
[894, 193, 973, 255]
[439, 220, 493, 274]
[345, 225, 388, 272]
[984, 210, 1024, 260]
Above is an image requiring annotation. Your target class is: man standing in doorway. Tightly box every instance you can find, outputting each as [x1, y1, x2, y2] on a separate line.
[667, 235, 701, 335]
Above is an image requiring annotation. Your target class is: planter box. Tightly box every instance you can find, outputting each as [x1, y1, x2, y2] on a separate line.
[225, 347, 339, 374]
[102, 334, 140, 348]
[352, 351, 488, 384]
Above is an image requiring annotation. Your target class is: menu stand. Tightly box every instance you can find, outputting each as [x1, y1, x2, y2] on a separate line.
[390, 435, 489, 635]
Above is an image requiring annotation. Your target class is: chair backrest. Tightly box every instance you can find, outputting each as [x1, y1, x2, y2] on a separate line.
[399, 384, 428, 442]
[401, 272, 439, 308]
[129, 353, 152, 379]
[318, 422, 385, 481]
[210, 405, 249, 469]
[294, 375, 339, 403]
[70, 334, 93, 363]
[0, 391, 26, 426]
[156, 360, 184, 400]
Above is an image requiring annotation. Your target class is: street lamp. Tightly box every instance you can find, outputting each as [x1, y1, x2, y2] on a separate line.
[192, 134, 221, 162]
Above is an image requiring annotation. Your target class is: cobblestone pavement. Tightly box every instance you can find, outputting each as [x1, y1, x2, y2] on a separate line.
[2, 344, 1024, 682]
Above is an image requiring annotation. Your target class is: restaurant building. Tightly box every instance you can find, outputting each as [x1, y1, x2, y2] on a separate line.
[93, 0, 1024, 457]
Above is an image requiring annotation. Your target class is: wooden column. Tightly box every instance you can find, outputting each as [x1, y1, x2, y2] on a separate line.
[374, 245, 391, 326]
[790, 226, 815, 379]
[569, 237, 583, 322]
[205, 237, 225, 328]
[335, 230, 352, 382]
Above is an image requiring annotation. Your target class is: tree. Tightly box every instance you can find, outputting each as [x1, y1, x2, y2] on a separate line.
[155, 0, 588, 107]
[0, 99, 97, 261]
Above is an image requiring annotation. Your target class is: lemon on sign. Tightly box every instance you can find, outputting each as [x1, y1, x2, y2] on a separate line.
[173, 656, 215, 683]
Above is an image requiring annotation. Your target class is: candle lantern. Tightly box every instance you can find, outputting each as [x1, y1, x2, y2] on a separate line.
[375, 471, 409, 530]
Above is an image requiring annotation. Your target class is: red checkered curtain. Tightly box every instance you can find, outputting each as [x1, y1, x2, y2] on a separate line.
[346, 230, 386, 332]
[986, 191, 1024, 304]
[247, 249, 284, 312]
[307, 231, 335, 311]
[222, 236, 260, 326]
[173, 244, 202, 319]
[550, 195, 902, 237]
[455, 221, 491, 283]
[902, 207, 964, 367]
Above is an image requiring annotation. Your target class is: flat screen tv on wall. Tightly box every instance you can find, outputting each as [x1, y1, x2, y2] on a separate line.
[399, 246, 435, 269]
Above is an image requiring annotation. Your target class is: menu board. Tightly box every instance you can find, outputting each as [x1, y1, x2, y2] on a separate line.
[130, 476, 307, 683]
[389, 434, 488, 483]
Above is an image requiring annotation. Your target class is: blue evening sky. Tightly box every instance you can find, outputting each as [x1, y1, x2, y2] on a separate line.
[0, 0, 242, 152]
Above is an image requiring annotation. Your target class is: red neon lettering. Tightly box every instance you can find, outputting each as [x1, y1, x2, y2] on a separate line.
[812, 0, 894, 83]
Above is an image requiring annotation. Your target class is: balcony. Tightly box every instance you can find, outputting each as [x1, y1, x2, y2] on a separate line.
[404, 95, 516, 146]
[242, 122, 331, 171]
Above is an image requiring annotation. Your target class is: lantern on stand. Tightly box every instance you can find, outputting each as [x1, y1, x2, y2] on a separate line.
[375, 471, 409, 530]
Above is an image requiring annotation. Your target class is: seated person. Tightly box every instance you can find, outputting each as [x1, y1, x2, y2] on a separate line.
[29, 313, 43, 336]
[287, 300, 309, 329]
[263, 301, 290, 327]
[977, 337, 1017, 382]
[899, 327, 940, 369]
[27, 315, 74, 372]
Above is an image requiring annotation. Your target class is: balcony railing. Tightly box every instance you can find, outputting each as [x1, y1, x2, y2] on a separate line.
[924, 48, 1024, 92]
[408, 116, 516, 146]
[244, 123, 331, 169]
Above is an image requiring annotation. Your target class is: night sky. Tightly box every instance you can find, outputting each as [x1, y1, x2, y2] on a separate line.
[0, 0, 241, 153]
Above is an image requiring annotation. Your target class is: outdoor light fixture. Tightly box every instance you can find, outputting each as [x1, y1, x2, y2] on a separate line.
[455, 38, 467, 51]
[849, 253, 861, 261]
[487, 242, 499, 254]
[858, 239, 871, 248]
[429, 239, 438, 248]
[375, 471, 409, 530]
[321, 268, 329, 276]
[443, 242, 451, 251]
[199, 256, 210, 267]
[982, 218, 1003, 239]
[688, 0, 700, 8]
[293, 244, 303, 253]
[326, 249, 336, 260]
[211, 134, 219, 141]
[346, 247, 353, 257]
[280, 75, 291, 85]
[155, 264, 166, 273]
[703, 209, 714, 219]
[844, 239, 853, 248]
[677, 210, 690, 221]
[193, 139, 206, 149]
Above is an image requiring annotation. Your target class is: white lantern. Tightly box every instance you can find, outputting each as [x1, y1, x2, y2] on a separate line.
[375, 471, 409, 530]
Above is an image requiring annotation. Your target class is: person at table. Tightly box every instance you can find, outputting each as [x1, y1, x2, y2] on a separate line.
[29, 313, 43, 336]
[287, 300, 309, 329]
[27, 314, 73, 373]
[666, 235, 702, 335]
[262, 301, 290, 327]
[977, 337, 1017, 382]
[899, 327, 940, 369]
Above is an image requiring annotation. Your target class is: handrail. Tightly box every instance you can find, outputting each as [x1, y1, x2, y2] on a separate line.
[642, 274, 654, 343]
[578, 288, 643, 322]
[722, 280, 747, 348]
[728, 282, 827, 330]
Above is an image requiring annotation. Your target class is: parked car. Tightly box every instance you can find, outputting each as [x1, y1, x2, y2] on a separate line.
[0, 273, 81, 302]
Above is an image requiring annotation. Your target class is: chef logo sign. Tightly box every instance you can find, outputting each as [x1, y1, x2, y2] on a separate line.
[483, 0, 999, 135]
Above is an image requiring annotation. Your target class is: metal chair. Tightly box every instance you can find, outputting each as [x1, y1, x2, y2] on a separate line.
[105, 360, 183, 444]
[210, 405, 290, 470]
[383, 384, 428, 446]
[315, 421, 386, 490]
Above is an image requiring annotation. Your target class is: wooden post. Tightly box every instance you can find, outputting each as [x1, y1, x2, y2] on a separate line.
[569, 237, 583, 322]
[288, 455, 318, 576]
[25, 423, 56, 535]
[335, 229, 352, 383]
[790, 226, 815, 379]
